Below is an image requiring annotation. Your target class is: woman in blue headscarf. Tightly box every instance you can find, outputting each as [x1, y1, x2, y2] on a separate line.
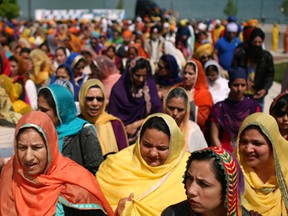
[38, 84, 103, 174]
[65, 52, 88, 100]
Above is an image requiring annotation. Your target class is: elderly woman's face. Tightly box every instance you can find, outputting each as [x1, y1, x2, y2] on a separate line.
[17, 128, 48, 179]
[140, 128, 170, 167]
[239, 128, 273, 170]
[166, 97, 186, 126]
[84, 87, 104, 118]
[185, 160, 223, 215]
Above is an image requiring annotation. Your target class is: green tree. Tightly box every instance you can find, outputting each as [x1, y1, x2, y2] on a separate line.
[0, 0, 20, 20]
[223, 0, 238, 17]
[280, 0, 288, 17]
[117, 0, 124, 9]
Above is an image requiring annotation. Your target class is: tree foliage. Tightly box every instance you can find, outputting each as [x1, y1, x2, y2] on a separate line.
[0, 0, 20, 20]
[223, 0, 238, 17]
[117, 0, 124, 9]
[280, 0, 288, 17]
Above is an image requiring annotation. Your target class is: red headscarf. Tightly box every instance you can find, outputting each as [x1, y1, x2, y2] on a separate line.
[0, 111, 114, 216]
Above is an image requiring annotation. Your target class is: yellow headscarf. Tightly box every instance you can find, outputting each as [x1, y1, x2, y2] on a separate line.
[236, 113, 288, 216]
[79, 79, 128, 155]
[96, 113, 190, 216]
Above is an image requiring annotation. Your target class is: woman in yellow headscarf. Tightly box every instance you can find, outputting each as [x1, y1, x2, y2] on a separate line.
[236, 112, 288, 215]
[96, 113, 190, 216]
[78, 79, 128, 156]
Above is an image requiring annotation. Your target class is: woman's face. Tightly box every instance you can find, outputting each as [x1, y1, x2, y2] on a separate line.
[37, 96, 59, 126]
[182, 64, 196, 88]
[229, 78, 246, 100]
[73, 60, 86, 78]
[157, 59, 169, 77]
[56, 68, 70, 80]
[131, 67, 147, 88]
[185, 160, 224, 215]
[239, 128, 273, 170]
[9, 60, 19, 77]
[206, 69, 218, 83]
[128, 48, 138, 60]
[55, 49, 66, 64]
[273, 104, 288, 133]
[17, 128, 48, 179]
[140, 128, 170, 167]
[166, 97, 186, 126]
[84, 87, 104, 118]
[106, 48, 115, 59]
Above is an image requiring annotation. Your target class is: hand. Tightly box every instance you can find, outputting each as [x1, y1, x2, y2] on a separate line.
[125, 123, 137, 136]
[249, 210, 262, 216]
[253, 89, 266, 99]
[115, 193, 134, 216]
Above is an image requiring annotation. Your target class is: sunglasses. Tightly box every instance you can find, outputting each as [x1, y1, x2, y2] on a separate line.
[85, 96, 104, 102]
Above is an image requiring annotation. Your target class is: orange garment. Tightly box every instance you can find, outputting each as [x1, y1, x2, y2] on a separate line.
[69, 34, 82, 53]
[0, 111, 114, 216]
[176, 59, 213, 131]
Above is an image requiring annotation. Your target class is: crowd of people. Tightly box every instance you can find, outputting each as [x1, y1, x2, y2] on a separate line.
[0, 11, 287, 216]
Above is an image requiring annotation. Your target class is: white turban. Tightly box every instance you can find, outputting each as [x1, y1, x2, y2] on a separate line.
[226, 22, 238, 32]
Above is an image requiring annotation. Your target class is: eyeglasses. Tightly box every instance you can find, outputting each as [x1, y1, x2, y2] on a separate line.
[85, 96, 104, 102]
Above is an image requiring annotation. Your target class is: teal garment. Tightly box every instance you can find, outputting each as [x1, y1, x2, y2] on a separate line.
[46, 84, 88, 151]
[56, 202, 65, 216]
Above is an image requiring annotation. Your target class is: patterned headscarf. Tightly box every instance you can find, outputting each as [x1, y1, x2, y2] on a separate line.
[185, 146, 244, 216]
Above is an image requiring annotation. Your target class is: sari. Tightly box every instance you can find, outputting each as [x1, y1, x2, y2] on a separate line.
[0, 111, 114, 216]
[96, 113, 190, 216]
[236, 113, 288, 215]
[79, 79, 128, 155]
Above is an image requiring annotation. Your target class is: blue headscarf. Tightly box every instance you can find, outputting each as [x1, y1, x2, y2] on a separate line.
[228, 67, 247, 82]
[65, 52, 87, 101]
[45, 84, 88, 151]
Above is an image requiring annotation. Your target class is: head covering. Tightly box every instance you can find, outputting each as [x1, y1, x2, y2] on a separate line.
[176, 59, 213, 130]
[189, 146, 243, 216]
[269, 90, 288, 116]
[228, 67, 247, 82]
[226, 22, 238, 32]
[96, 113, 190, 215]
[0, 111, 114, 216]
[39, 84, 87, 151]
[249, 27, 265, 42]
[247, 19, 259, 27]
[156, 54, 182, 86]
[236, 113, 288, 215]
[65, 52, 86, 69]
[204, 60, 230, 104]
[79, 79, 128, 154]
[193, 43, 213, 60]
[107, 58, 162, 125]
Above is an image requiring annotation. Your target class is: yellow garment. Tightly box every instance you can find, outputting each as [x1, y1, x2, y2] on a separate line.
[79, 79, 128, 155]
[272, 24, 279, 51]
[96, 113, 190, 216]
[193, 43, 213, 60]
[12, 100, 32, 115]
[0, 86, 22, 125]
[214, 25, 225, 42]
[0, 74, 22, 102]
[29, 49, 52, 86]
[236, 113, 288, 216]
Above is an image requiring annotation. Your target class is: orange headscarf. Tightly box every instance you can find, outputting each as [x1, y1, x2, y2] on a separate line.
[0, 111, 114, 216]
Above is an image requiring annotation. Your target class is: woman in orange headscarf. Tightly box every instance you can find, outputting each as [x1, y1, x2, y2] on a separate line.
[0, 111, 114, 216]
[175, 59, 213, 132]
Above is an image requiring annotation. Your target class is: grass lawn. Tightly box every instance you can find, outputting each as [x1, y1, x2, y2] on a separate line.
[274, 62, 287, 83]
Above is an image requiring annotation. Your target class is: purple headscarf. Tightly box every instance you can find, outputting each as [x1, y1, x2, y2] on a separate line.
[107, 58, 162, 125]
